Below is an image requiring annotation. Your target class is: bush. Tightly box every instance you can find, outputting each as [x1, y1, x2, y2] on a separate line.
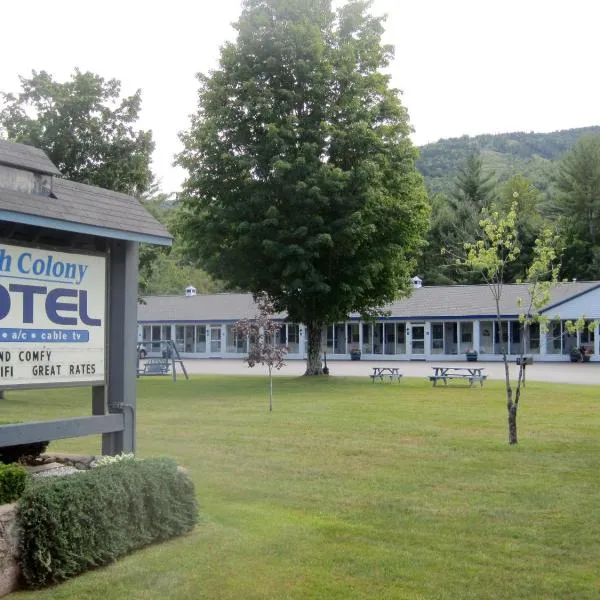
[18, 458, 198, 587]
[0, 463, 27, 504]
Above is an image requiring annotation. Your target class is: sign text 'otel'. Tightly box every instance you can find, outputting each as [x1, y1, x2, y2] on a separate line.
[0, 244, 105, 387]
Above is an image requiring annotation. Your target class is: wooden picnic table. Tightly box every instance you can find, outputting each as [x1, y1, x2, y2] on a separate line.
[370, 366, 403, 383]
[429, 366, 487, 387]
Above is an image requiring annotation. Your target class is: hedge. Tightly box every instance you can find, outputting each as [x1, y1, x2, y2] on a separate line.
[0, 463, 27, 504]
[18, 457, 198, 587]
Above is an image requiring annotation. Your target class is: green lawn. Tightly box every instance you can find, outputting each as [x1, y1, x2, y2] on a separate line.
[5, 376, 600, 599]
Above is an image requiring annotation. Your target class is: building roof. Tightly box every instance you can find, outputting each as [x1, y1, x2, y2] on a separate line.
[385, 281, 600, 319]
[0, 139, 61, 175]
[0, 140, 171, 245]
[138, 281, 600, 323]
[139, 293, 265, 323]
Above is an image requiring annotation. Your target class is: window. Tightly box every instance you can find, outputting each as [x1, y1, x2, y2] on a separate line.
[431, 323, 444, 354]
[479, 321, 493, 354]
[287, 324, 300, 353]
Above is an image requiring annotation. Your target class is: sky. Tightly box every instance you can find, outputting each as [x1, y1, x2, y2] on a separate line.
[1, 0, 599, 194]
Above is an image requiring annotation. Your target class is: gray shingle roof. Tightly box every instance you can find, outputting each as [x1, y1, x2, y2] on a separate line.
[138, 282, 600, 322]
[138, 293, 267, 322]
[384, 282, 600, 318]
[52, 178, 171, 243]
[0, 139, 61, 175]
[0, 140, 171, 244]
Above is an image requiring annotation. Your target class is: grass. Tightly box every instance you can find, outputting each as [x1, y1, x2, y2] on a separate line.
[4, 375, 600, 599]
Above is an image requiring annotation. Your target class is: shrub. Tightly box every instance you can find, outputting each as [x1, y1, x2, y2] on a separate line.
[18, 458, 198, 587]
[0, 463, 27, 504]
[91, 452, 135, 467]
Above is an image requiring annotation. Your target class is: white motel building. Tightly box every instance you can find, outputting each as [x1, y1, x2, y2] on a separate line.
[138, 279, 600, 362]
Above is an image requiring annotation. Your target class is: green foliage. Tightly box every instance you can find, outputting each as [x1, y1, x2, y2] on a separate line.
[548, 135, 600, 280]
[177, 0, 429, 373]
[0, 463, 27, 504]
[138, 196, 224, 296]
[460, 197, 562, 444]
[0, 441, 49, 465]
[0, 69, 155, 197]
[18, 458, 198, 588]
[417, 126, 600, 196]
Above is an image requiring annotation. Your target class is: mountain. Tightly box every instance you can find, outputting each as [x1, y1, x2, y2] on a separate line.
[416, 126, 600, 195]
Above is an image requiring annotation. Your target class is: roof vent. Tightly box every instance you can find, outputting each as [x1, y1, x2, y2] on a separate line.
[411, 276, 423, 289]
[185, 285, 197, 297]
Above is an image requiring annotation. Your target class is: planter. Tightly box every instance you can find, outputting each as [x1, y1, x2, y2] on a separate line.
[465, 353, 478, 362]
[516, 356, 534, 366]
[350, 352, 361, 361]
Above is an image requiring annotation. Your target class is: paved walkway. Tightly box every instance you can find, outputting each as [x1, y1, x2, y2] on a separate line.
[178, 358, 600, 385]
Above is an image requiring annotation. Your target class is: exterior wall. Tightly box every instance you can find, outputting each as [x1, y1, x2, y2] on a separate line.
[544, 287, 600, 319]
[138, 317, 598, 362]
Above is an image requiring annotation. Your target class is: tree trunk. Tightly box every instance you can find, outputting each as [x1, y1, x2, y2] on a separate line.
[508, 401, 518, 445]
[268, 366, 273, 412]
[304, 321, 324, 376]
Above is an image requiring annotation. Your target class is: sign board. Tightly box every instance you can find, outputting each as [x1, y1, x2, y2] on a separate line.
[0, 243, 105, 387]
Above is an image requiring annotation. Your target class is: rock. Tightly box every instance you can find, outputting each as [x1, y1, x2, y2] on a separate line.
[0, 503, 19, 598]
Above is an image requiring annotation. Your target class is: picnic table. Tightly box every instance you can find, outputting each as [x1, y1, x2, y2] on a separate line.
[429, 366, 487, 387]
[370, 366, 403, 383]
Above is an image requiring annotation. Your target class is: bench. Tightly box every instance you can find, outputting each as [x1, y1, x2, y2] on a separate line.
[370, 372, 403, 383]
[370, 367, 403, 383]
[429, 374, 487, 387]
[138, 358, 171, 376]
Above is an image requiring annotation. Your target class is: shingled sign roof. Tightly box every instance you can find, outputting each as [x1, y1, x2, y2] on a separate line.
[0, 139, 61, 175]
[0, 140, 171, 245]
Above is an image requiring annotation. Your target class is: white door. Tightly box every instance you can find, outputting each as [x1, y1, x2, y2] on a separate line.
[410, 324, 425, 356]
[209, 326, 222, 355]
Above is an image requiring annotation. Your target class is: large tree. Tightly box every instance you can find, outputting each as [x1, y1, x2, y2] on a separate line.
[177, 0, 429, 374]
[0, 69, 155, 197]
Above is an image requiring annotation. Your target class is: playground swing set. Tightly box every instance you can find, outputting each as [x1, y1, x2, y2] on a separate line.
[136, 339, 189, 381]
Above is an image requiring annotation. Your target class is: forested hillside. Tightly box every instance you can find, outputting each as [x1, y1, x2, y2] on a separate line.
[417, 126, 600, 195]
[414, 127, 600, 285]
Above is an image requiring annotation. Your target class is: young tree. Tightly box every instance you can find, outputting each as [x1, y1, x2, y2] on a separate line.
[0, 69, 155, 197]
[234, 293, 288, 412]
[461, 197, 561, 444]
[176, 0, 429, 375]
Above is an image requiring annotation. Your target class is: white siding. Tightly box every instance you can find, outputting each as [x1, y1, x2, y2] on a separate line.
[542, 287, 600, 320]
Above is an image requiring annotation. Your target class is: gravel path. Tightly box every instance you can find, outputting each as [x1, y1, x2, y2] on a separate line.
[173, 358, 600, 385]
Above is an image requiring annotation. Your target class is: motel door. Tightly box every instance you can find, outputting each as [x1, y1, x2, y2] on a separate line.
[409, 323, 426, 357]
[209, 326, 222, 355]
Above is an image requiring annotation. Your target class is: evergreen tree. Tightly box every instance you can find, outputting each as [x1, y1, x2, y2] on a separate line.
[549, 135, 600, 280]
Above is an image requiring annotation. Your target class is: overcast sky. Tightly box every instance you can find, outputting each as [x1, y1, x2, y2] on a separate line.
[1, 0, 598, 193]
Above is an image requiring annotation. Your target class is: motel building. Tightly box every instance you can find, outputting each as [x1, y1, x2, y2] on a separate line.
[138, 278, 600, 363]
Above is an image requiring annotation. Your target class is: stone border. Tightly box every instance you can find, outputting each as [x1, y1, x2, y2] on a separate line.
[0, 453, 97, 597]
[0, 503, 18, 598]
